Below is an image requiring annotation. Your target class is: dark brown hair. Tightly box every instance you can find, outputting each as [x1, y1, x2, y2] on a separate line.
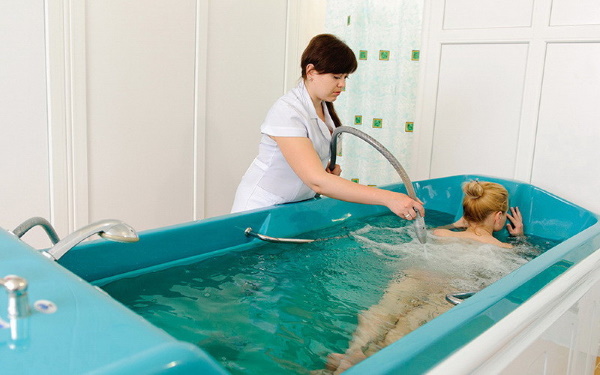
[301, 34, 357, 127]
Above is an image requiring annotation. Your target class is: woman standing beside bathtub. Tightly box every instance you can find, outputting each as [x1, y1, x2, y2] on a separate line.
[231, 34, 424, 221]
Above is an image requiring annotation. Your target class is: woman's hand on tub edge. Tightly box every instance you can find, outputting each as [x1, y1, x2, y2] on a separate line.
[506, 206, 524, 236]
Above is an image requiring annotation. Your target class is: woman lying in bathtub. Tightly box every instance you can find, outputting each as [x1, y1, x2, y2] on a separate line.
[433, 180, 524, 247]
[321, 181, 524, 374]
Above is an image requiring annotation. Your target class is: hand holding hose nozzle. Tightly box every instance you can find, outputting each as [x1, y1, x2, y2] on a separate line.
[329, 126, 427, 243]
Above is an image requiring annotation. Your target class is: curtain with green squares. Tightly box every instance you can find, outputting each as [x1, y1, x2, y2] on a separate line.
[326, 0, 423, 187]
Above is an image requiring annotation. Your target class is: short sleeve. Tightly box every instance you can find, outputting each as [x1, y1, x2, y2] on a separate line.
[261, 99, 309, 137]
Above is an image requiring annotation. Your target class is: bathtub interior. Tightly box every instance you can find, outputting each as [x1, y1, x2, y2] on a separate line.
[60, 175, 597, 284]
[2, 175, 599, 374]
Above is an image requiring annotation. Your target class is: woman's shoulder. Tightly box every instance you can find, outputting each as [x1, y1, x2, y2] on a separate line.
[267, 85, 310, 118]
[279, 83, 311, 111]
[261, 86, 311, 135]
[262, 85, 312, 131]
[432, 228, 455, 237]
[434, 228, 513, 249]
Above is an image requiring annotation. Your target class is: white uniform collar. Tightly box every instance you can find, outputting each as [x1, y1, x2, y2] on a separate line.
[297, 80, 334, 133]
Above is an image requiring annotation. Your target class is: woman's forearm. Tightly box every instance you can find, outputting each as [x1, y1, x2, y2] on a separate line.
[316, 173, 423, 218]
[273, 136, 423, 217]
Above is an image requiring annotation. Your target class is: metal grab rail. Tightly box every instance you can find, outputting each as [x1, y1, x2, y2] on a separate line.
[244, 228, 348, 244]
[445, 291, 477, 305]
[244, 228, 315, 243]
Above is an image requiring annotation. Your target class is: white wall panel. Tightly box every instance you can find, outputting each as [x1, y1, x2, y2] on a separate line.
[0, 1, 317, 241]
[429, 43, 528, 179]
[550, 0, 600, 26]
[86, 1, 197, 231]
[0, 2, 52, 247]
[204, 0, 288, 217]
[443, 0, 534, 29]
[418, 0, 600, 217]
[285, 0, 326, 92]
[531, 43, 600, 214]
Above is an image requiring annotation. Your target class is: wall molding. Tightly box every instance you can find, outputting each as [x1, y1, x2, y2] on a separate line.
[193, 0, 209, 220]
[414, 0, 599, 182]
[44, 0, 89, 234]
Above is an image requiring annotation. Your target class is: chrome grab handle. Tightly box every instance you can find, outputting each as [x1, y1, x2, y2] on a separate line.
[445, 291, 477, 305]
[244, 228, 315, 244]
[244, 228, 351, 244]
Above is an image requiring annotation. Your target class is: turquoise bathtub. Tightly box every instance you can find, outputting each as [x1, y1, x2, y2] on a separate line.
[1, 175, 599, 374]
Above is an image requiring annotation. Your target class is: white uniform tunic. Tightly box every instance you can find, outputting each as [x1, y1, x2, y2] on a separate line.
[231, 81, 334, 212]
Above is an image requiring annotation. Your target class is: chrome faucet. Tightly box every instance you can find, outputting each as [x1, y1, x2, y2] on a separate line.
[43, 219, 139, 261]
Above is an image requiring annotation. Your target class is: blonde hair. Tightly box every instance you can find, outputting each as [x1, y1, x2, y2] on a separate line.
[462, 181, 509, 224]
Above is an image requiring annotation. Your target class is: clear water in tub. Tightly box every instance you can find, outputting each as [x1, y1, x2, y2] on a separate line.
[101, 210, 559, 374]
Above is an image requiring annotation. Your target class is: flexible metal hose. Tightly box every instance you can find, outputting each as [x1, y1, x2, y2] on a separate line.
[11, 217, 60, 245]
[329, 126, 427, 243]
[244, 127, 427, 245]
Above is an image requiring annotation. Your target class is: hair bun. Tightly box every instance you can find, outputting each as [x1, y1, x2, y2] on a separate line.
[461, 180, 509, 224]
[464, 181, 484, 199]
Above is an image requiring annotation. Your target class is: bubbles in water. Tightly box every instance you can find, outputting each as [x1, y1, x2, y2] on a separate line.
[351, 223, 532, 292]
[101, 211, 555, 375]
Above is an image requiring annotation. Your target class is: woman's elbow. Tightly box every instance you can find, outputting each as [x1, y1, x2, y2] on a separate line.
[304, 174, 331, 196]
[308, 181, 326, 196]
